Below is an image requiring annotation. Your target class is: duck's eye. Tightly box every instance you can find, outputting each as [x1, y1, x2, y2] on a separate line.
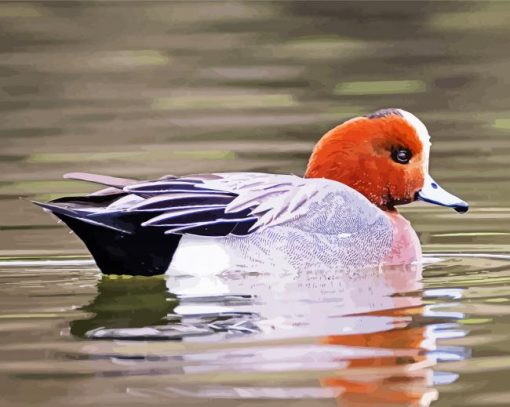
[391, 148, 412, 164]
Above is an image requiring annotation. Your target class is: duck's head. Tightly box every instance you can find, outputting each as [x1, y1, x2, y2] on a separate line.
[305, 108, 468, 213]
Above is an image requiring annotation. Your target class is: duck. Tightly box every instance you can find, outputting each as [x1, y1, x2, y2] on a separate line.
[35, 108, 468, 276]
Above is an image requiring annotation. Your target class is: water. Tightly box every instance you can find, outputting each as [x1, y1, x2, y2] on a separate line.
[1, 2, 510, 406]
[2, 256, 510, 406]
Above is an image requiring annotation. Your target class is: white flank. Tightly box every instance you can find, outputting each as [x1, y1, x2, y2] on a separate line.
[169, 235, 231, 275]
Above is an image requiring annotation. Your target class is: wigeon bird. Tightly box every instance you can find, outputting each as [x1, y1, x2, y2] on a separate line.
[35, 108, 468, 276]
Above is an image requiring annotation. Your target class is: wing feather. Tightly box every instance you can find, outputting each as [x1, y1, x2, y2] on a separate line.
[128, 193, 235, 212]
[64, 172, 138, 189]
[163, 217, 257, 236]
[124, 180, 225, 195]
[46, 172, 350, 238]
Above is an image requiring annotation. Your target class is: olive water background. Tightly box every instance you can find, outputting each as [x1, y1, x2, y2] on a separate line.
[1, 2, 510, 406]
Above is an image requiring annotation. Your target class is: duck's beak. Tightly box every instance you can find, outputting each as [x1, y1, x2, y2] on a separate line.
[416, 174, 469, 213]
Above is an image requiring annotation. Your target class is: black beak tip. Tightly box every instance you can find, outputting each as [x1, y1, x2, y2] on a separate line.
[454, 203, 469, 214]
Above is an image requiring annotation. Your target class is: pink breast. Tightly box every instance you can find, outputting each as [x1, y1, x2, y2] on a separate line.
[383, 212, 422, 265]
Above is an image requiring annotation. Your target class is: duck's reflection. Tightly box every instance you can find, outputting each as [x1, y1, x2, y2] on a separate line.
[166, 264, 423, 339]
[70, 277, 178, 338]
[169, 264, 436, 406]
[320, 308, 436, 407]
[70, 263, 457, 406]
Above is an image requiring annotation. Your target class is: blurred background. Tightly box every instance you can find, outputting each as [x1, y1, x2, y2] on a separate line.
[1, 1, 509, 256]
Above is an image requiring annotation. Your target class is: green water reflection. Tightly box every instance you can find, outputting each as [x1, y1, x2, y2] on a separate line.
[70, 277, 177, 338]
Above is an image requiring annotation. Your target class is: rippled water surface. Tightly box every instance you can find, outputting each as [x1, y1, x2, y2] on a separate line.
[1, 2, 510, 406]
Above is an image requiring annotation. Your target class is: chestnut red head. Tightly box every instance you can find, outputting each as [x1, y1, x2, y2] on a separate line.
[305, 108, 468, 213]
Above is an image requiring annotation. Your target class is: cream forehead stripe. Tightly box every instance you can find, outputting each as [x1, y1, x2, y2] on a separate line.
[397, 109, 431, 171]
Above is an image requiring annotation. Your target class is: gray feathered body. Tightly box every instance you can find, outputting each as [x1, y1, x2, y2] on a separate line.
[35, 172, 393, 275]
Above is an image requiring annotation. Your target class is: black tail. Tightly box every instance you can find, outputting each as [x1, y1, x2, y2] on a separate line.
[35, 198, 181, 276]
[33, 172, 184, 276]
[54, 212, 181, 276]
